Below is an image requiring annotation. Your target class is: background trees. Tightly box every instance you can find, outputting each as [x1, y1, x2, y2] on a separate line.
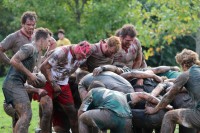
[0, 0, 199, 74]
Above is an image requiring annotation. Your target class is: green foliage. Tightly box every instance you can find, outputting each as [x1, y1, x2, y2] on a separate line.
[82, 0, 125, 42]
[136, 0, 200, 47]
[135, 0, 199, 66]
[0, 1, 15, 40]
[146, 35, 196, 66]
[82, 0, 144, 43]
[1, 0, 200, 66]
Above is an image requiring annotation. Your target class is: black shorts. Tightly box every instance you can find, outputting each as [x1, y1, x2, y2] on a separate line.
[171, 92, 194, 109]
[132, 109, 167, 129]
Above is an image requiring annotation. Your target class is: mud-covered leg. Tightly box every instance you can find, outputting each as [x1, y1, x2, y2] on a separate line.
[3, 102, 18, 132]
[39, 95, 53, 133]
[60, 104, 78, 133]
[14, 102, 32, 133]
[78, 111, 100, 133]
[161, 110, 179, 133]
[161, 109, 195, 133]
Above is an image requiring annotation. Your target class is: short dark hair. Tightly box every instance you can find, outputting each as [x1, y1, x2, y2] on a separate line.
[34, 27, 49, 41]
[21, 11, 37, 24]
[120, 24, 137, 38]
[58, 29, 65, 34]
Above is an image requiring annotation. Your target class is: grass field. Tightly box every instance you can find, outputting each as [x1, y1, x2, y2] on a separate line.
[0, 77, 40, 133]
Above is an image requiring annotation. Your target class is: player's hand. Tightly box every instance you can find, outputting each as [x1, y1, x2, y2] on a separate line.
[145, 106, 158, 114]
[27, 73, 39, 86]
[93, 67, 103, 76]
[51, 80, 61, 97]
[153, 75, 163, 83]
[166, 104, 173, 110]
[38, 89, 48, 97]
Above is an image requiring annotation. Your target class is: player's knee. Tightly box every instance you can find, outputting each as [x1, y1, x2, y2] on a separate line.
[40, 96, 53, 109]
[164, 111, 177, 122]
[3, 103, 16, 118]
[40, 102, 52, 117]
[20, 110, 32, 125]
[79, 112, 93, 125]
[42, 108, 52, 118]
[79, 113, 87, 122]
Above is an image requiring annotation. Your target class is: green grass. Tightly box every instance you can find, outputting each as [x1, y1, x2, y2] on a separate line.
[0, 77, 40, 133]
